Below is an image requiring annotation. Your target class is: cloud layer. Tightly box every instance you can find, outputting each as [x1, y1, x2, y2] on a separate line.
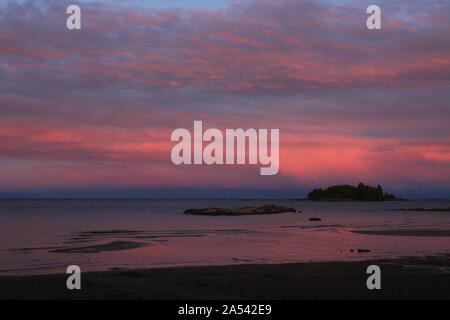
[1, 0, 449, 198]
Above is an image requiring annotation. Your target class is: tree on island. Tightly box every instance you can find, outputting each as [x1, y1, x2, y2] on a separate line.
[307, 183, 399, 201]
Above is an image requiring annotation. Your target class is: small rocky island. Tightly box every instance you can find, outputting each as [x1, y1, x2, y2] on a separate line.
[307, 183, 400, 201]
[184, 204, 298, 216]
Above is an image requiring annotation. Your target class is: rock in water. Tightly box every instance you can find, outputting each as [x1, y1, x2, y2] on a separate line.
[184, 204, 298, 216]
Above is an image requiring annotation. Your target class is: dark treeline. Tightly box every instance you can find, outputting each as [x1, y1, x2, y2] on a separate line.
[307, 183, 399, 201]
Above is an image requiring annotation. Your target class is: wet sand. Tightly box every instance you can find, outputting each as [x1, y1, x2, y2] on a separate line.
[351, 229, 450, 237]
[0, 256, 449, 300]
[49, 240, 151, 253]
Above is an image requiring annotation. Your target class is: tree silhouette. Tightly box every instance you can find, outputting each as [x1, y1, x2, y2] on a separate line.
[307, 183, 399, 201]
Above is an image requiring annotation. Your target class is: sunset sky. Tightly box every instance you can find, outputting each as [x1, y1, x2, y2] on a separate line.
[0, 0, 449, 198]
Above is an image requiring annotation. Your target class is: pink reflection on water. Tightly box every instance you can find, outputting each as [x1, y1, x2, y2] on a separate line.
[0, 199, 449, 275]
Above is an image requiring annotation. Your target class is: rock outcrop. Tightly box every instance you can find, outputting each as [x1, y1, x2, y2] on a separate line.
[184, 204, 297, 216]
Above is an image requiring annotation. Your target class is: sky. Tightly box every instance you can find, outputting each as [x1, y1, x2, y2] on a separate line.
[0, 0, 449, 199]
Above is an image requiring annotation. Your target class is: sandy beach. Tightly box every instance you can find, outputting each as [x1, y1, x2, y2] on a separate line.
[1, 200, 449, 300]
[1, 255, 449, 300]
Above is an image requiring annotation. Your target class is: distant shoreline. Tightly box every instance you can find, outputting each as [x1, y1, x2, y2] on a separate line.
[0, 198, 449, 201]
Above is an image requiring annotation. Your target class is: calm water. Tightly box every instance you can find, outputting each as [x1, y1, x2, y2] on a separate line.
[0, 199, 449, 275]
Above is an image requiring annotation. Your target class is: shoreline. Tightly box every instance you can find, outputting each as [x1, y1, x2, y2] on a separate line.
[1, 255, 449, 300]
